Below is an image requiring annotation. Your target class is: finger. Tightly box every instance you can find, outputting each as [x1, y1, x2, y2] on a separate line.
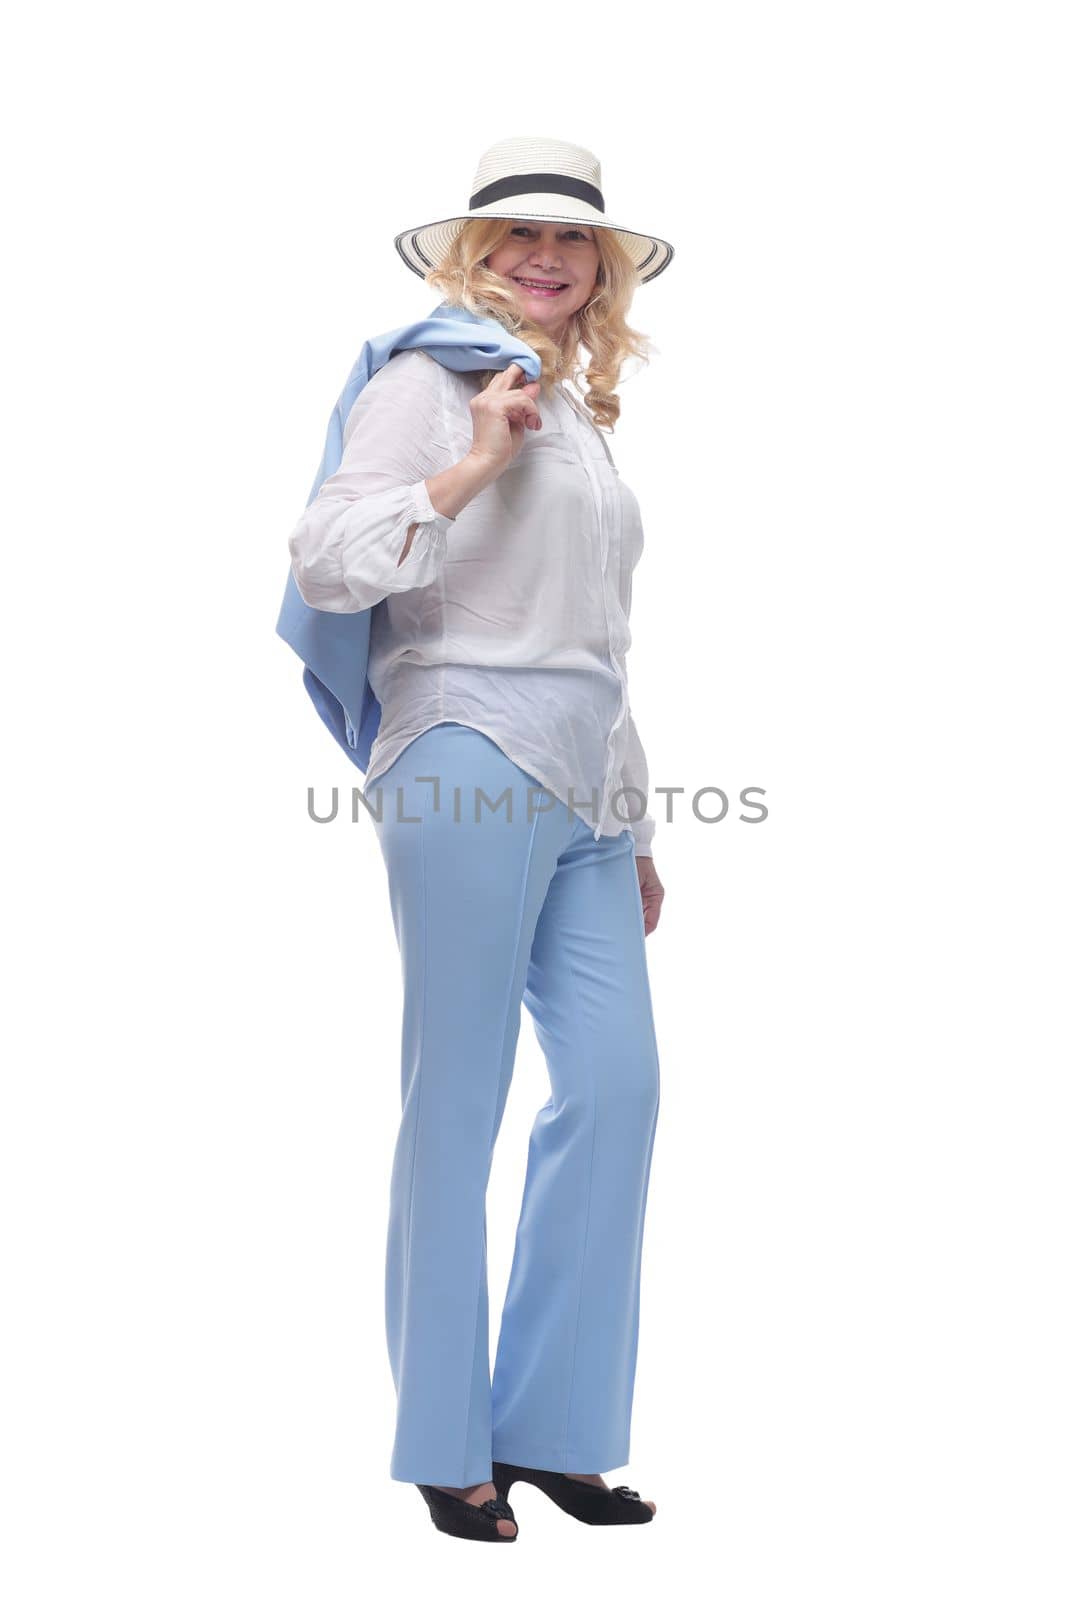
[501, 395, 542, 430]
[498, 388, 541, 416]
[499, 391, 540, 415]
[485, 362, 526, 389]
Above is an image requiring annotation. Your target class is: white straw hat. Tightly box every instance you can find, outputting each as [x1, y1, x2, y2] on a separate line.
[394, 135, 675, 286]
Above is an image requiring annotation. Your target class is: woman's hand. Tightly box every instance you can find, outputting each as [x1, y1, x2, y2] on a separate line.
[637, 855, 665, 936]
[467, 362, 542, 479]
[414, 365, 541, 559]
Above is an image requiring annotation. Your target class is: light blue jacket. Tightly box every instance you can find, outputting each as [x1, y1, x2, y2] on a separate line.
[275, 301, 541, 771]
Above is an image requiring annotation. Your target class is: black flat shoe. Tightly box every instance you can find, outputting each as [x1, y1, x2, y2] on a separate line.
[492, 1460, 655, 1525]
[415, 1483, 519, 1542]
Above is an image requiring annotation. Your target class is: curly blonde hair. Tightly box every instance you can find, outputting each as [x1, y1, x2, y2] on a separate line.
[423, 217, 656, 433]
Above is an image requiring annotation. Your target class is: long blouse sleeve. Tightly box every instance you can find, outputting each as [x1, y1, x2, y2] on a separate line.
[288, 348, 460, 614]
[619, 705, 656, 857]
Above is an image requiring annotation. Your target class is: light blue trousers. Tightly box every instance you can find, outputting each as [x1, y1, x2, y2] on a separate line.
[365, 722, 661, 1485]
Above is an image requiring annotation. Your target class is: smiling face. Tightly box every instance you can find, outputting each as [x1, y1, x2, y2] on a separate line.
[484, 220, 602, 340]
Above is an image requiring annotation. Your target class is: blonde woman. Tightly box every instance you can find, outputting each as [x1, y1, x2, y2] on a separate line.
[286, 136, 673, 1543]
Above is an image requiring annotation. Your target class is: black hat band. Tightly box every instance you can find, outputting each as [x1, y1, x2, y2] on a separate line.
[468, 172, 606, 213]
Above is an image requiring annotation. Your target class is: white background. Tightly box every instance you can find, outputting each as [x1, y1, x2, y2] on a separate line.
[4, 2, 1064, 1595]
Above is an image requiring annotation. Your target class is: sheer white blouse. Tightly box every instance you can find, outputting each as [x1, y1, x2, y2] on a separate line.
[287, 345, 656, 855]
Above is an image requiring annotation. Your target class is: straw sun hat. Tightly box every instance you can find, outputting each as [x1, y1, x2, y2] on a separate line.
[393, 135, 675, 286]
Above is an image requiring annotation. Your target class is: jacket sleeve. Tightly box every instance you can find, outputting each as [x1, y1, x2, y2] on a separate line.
[288, 348, 461, 614]
[619, 704, 656, 857]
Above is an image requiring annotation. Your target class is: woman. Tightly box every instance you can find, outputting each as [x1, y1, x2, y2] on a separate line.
[287, 136, 673, 1542]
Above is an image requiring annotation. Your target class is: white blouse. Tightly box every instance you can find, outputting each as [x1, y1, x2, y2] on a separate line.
[287, 345, 656, 855]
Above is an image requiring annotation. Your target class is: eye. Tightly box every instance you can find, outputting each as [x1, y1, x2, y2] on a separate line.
[510, 226, 592, 242]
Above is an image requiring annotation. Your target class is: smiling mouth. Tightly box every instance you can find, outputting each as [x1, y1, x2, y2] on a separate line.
[511, 277, 569, 296]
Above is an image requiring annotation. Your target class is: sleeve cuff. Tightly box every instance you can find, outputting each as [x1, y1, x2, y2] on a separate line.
[631, 818, 655, 857]
[410, 477, 455, 528]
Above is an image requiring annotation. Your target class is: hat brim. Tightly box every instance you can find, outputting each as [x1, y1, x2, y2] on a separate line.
[394, 200, 674, 286]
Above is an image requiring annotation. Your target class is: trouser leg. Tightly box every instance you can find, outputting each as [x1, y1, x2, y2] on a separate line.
[367, 723, 573, 1485]
[491, 823, 662, 1472]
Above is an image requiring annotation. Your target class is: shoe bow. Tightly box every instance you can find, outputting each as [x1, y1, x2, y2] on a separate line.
[480, 1495, 515, 1519]
[613, 1485, 642, 1500]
